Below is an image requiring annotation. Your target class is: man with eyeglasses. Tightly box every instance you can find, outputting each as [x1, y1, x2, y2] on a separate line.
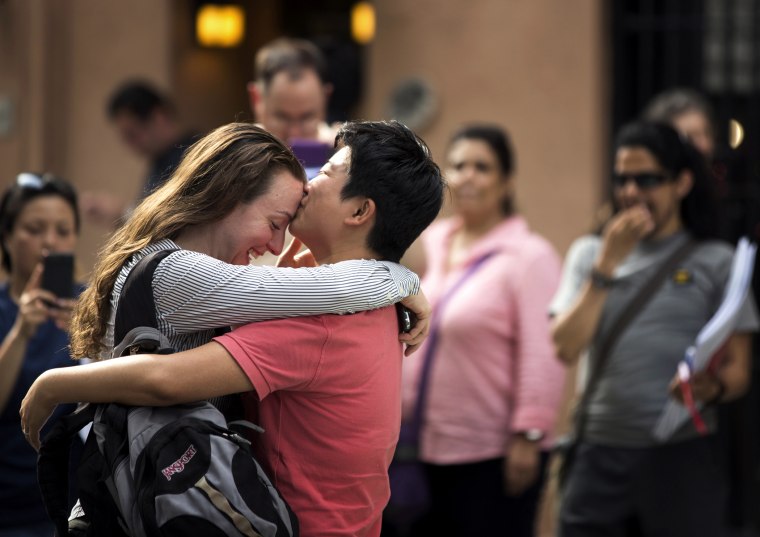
[246, 38, 338, 265]
[249, 38, 336, 145]
[549, 121, 758, 537]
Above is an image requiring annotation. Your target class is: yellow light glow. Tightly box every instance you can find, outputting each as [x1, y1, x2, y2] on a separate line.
[196, 5, 245, 48]
[729, 118, 744, 149]
[351, 2, 375, 45]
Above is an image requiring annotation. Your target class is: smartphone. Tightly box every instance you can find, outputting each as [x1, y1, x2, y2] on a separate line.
[290, 139, 332, 180]
[41, 253, 75, 299]
[396, 304, 416, 334]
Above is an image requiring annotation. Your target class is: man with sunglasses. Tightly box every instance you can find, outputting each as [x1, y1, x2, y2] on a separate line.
[549, 121, 758, 537]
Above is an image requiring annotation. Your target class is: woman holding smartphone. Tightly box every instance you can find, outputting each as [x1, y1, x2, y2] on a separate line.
[0, 173, 81, 537]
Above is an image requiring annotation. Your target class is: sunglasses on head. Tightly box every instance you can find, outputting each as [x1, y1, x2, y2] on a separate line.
[611, 172, 669, 190]
[15, 173, 49, 190]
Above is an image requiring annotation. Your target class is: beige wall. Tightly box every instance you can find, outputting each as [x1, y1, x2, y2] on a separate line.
[67, 1, 174, 275]
[0, 0, 608, 277]
[0, 0, 174, 276]
[0, 0, 291, 277]
[360, 0, 608, 256]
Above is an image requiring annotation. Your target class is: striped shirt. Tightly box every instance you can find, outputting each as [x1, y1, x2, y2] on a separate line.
[103, 239, 420, 358]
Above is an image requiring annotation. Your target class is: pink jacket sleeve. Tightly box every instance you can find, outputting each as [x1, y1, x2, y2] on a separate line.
[509, 240, 566, 436]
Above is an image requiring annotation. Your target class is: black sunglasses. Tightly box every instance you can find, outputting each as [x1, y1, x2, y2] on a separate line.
[611, 172, 669, 190]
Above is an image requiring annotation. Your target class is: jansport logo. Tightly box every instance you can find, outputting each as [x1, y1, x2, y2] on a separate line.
[162, 444, 197, 481]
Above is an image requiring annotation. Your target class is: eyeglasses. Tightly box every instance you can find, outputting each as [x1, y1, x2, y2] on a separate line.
[14, 173, 75, 198]
[270, 112, 321, 133]
[611, 172, 669, 190]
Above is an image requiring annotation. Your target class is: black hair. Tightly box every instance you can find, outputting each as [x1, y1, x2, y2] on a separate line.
[0, 174, 80, 272]
[614, 121, 719, 240]
[336, 120, 445, 262]
[255, 38, 329, 90]
[107, 81, 174, 121]
[448, 124, 515, 215]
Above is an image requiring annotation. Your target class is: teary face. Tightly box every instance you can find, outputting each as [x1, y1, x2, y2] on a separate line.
[212, 171, 306, 265]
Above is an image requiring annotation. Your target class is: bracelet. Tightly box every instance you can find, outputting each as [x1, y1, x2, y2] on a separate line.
[515, 429, 545, 442]
[705, 376, 727, 406]
[589, 268, 615, 289]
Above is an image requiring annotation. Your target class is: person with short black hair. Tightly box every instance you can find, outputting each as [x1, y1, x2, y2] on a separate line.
[82, 81, 197, 227]
[106, 81, 197, 196]
[22, 120, 445, 537]
[73, 120, 430, 535]
[551, 121, 759, 537]
[106, 81, 174, 122]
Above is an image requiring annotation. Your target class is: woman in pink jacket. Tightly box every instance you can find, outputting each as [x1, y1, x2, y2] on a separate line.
[402, 125, 566, 537]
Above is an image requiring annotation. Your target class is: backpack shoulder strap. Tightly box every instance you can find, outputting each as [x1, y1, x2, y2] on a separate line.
[37, 404, 97, 537]
[113, 249, 178, 356]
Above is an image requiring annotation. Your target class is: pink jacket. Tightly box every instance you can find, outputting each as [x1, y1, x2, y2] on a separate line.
[402, 216, 565, 464]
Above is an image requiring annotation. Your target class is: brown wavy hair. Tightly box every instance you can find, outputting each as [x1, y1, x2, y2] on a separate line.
[70, 123, 306, 359]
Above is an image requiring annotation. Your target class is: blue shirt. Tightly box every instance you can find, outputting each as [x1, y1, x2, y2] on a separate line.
[0, 283, 80, 528]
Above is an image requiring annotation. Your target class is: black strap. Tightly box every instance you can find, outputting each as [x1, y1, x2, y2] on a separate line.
[409, 251, 498, 444]
[571, 238, 698, 442]
[37, 404, 97, 537]
[113, 249, 178, 346]
[36, 250, 176, 536]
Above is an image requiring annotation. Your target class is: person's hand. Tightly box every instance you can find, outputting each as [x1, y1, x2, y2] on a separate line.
[596, 206, 655, 274]
[48, 297, 77, 331]
[277, 238, 316, 268]
[15, 264, 56, 339]
[399, 292, 431, 357]
[504, 435, 540, 496]
[19, 373, 57, 451]
[669, 370, 723, 405]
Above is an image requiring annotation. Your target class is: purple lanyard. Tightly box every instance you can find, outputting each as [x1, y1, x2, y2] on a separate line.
[408, 251, 497, 443]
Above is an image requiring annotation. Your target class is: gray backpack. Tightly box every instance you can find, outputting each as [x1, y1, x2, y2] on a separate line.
[37, 250, 299, 537]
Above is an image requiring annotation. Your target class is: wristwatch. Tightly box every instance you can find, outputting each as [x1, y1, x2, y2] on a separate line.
[515, 429, 545, 442]
[589, 268, 615, 289]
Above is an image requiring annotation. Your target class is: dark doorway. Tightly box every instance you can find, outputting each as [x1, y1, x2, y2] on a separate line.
[611, 1, 760, 533]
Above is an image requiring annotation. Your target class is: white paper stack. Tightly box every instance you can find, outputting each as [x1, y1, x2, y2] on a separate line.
[652, 237, 757, 441]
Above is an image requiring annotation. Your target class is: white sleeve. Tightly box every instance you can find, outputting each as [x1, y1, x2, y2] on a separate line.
[153, 250, 420, 334]
[548, 236, 600, 317]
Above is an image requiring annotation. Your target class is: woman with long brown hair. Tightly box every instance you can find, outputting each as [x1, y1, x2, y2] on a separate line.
[71, 122, 427, 363]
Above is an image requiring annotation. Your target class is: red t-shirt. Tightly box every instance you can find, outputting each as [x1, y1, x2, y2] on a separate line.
[214, 306, 402, 537]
